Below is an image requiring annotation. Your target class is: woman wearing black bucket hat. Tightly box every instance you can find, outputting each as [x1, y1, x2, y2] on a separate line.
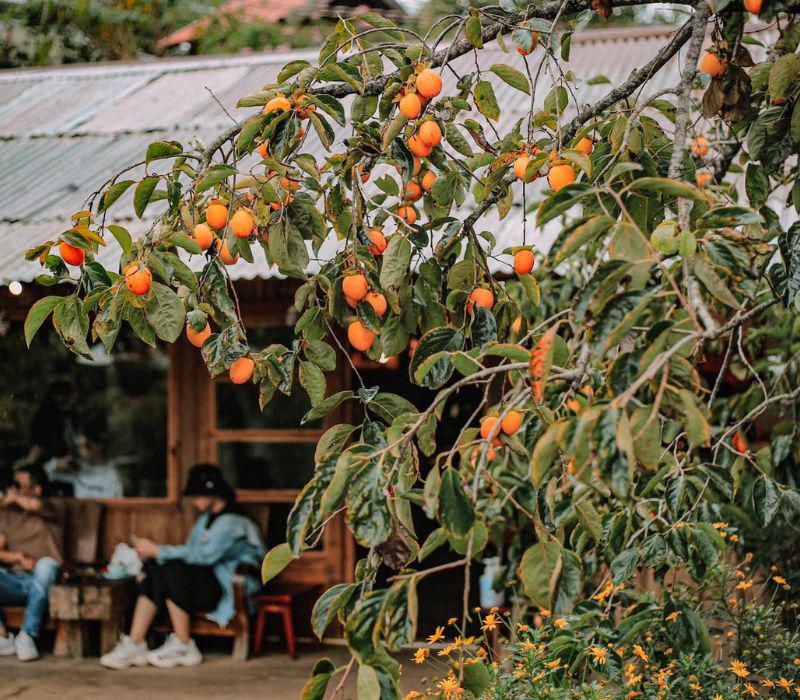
[100, 464, 265, 669]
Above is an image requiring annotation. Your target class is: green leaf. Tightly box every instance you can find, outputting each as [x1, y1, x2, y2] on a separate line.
[379, 234, 413, 291]
[144, 282, 186, 343]
[99, 180, 135, 211]
[261, 542, 295, 584]
[461, 662, 491, 696]
[489, 64, 530, 94]
[438, 469, 475, 537]
[753, 477, 781, 526]
[466, 14, 483, 48]
[145, 140, 182, 165]
[519, 540, 562, 610]
[24, 296, 64, 347]
[347, 460, 391, 547]
[195, 165, 237, 193]
[301, 390, 354, 425]
[301, 658, 336, 700]
[693, 257, 740, 309]
[678, 389, 711, 447]
[624, 177, 706, 201]
[575, 501, 603, 542]
[745, 164, 769, 208]
[611, 548, 639, 584]
[552, 215, 615, 263]
[473, 80, 500, 121]
[357, 664, 381, 700]
[311, 583, 357, 640]
[134, 176, 159, 218]
[299, 360, 327, 406]
[108, 225, 132, 255]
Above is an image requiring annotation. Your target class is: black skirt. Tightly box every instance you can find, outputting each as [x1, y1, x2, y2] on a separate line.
[140, 558, 223, 614]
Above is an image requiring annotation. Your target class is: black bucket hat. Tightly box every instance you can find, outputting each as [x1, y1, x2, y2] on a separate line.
[183, 463, 234, 501]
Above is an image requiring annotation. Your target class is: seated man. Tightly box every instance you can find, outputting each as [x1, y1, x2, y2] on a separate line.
[101, 464, 265, 669]
[44, 426, 123, 499]
[0, 465, 63, 661]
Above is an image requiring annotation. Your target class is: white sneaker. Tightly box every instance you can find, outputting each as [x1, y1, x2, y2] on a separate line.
[15, 632, 38, 661]
[146, 634, 202, 668]
[0, 633, 15, 656]
[100, 635, 148, 669]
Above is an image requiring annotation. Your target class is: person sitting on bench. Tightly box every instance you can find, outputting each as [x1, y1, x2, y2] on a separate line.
[100, 464, 265, 669]
[0, 465, 63, 661]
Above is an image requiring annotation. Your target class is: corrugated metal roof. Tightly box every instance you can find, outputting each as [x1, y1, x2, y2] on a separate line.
[0, 26, 688, 287]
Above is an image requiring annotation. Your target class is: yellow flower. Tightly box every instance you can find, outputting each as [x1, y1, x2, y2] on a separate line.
[730, 534, 740, 542]
[447, 617, 458, 625]
[689, 682, 701, 691]
[517, 623, 530, 633]
[774, 575, 788, 585]
[545, 658, 562, 669]
[713, 695, 723, 700]
[665, 611, 681, 622]
[437, 673, 460, 697]
[730, 660, 750, 678]
[744, 684, 758, 697]
[540, 608, 551, 618]
[427, 626, 445, 643]
[778, 678, 795, 690]
[481, 613, 499, 632]
[632, 644, 649, 663]
[794, 658, 800, 666]
[521, 640, 537, 652]
[554, 618, 568, 629]
[438, 644, 455, 657]
[736, 579, 754, 591]
[761, 679, 776, 688]
[412, 647, 430, 664]
[626, 674, 643, 686]
[404, 693, 423, 700]
[589, 646, 608, 665]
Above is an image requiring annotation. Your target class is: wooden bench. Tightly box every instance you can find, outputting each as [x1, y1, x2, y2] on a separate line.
[0, 500, 104, 646]
[152, 573, 251, 661]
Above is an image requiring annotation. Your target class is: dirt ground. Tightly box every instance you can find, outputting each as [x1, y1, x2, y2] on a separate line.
[0, 644, 432, 699]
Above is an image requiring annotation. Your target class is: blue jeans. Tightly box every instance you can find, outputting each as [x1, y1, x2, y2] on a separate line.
[0, 557, 60, 637]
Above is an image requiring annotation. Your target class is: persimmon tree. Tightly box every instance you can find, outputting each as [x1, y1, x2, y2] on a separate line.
[23, 0, 800, 695]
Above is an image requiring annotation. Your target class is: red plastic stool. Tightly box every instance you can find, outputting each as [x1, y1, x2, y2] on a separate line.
[251, 585, 319, 659]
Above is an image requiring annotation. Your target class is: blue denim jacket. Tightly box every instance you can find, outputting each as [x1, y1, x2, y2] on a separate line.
[156, 511, 265, 626]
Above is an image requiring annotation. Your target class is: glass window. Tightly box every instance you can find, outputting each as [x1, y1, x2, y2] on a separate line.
[0, 318, 168, 498]
[217, 442, 316, 490]
[216, 381, 321, 430]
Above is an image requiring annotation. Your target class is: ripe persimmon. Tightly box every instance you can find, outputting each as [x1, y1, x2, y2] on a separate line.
[404, 181, 423, 202]
[480, 416, 499, 439]
[186, 322, 211, 348]
[60, 242, 84, 266]
[418, 120, 442, 147]
[343, 273, 368, 301]
[467, 287, 494, 313]
[514, 249, 535, 275]
[501, 410, 523, 435]
[513, 154, 531, 180]
[348, 320, 375, 351]
[408, 338, 419, 358]
[365, 291, 388, 317]
[264, 96, 291, 114]
[408, 133, 433, 157]
[193, 223, 214, 250]
[280, 176, 301, 191]
[367, 229, 387, 255]
[416, 68, 442, 98]
[412, 156, 422, 177]
[217, 239, 239, 265]
[511, 316, 523, 334]
[399, 93, 422, 119]
[421, 171, 436, 192]
[398, 205, 417, 225]
[699, 52, 726, 77]
[732, 431, 748, 453]
[230, 209, 255, 239]
[576, 137, 594, 155]
[691, 136, 709, 157]
[124, 264, 152, 296]
[696, 171, 713, 188]
[744, 0, 762, 12]
[548, 163, 576, 192]
[206, 203, 228, 230]
[229, 356, 255, 384]
[257, 142, 268, 159]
